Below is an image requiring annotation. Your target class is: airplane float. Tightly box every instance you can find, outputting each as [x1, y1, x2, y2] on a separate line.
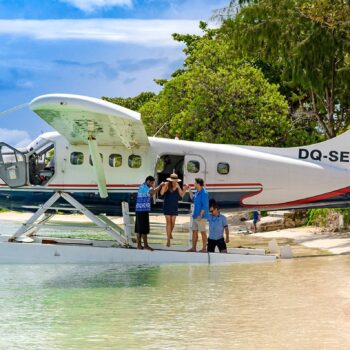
[0, 93, 348, 264]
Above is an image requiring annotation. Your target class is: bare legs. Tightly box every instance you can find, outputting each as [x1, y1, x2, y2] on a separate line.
[252, 222, 257, 233]
[187, 230, 198, 252]
[165, 215, 176, 247]
[170, 217, 175, 239]
[200, 231, 207, 252]
[187, 230, 207, 252]
[137, 233, 142, 249]
[136, 233, 153, 251]
[142, 234, 153, 251]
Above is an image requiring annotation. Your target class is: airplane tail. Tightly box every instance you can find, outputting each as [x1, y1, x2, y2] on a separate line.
[294, 129, 350, 169]
[248, 129, 350, 170]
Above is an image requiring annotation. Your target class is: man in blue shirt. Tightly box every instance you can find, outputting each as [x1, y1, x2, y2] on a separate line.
[186, 177, 209, 252]
[207, 203, 230, 253]
[252, 210, 260, 233]
[135, 176, 164, 251]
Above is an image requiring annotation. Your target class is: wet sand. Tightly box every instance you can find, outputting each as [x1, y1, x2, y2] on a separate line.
[255, 227, 350, 255]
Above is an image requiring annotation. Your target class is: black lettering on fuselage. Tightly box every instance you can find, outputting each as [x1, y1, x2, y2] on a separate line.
[310, 150, 322, 161]
[329, 151, 339, 162]
[340, 151, 350, 162]
[298, 149, 309, 159]
[298, 149, 350, 163]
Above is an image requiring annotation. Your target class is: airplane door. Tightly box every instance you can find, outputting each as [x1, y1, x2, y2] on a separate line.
[184, 154, 206, 185]
[0, 143, 27, 187]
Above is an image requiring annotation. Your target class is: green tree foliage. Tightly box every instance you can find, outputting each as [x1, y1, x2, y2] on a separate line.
[141, 27, 318, 146]
[219, 0, 350, 139]
[171, 22, 322, 146]
[171, 22, 220, 71]
[141, 60, 295, 146]
[102, 92, 156, 111]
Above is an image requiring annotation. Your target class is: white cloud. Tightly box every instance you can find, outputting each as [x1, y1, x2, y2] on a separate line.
[0, 19, 202, 47]
[157, 0, 229, 20]
[59, 0, 133, 12]
[0, 128, 31, 148]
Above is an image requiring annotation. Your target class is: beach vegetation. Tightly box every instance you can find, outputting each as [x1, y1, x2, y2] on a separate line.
[138, 22, 320, 146]
[140, 60, 293, 146]
[307, 208, 350, 228]
[102, 92, 156, 112]
[217, 0, 350, 140]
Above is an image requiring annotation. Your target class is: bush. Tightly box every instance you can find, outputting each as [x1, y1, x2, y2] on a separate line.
[306, 209, 330, 227]
[306, 208, 350, 229]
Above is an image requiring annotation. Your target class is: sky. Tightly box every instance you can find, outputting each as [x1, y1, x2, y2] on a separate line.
[0, 0, 228, 147]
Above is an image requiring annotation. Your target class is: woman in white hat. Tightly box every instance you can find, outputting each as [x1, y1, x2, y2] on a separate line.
[160, 173, 187, 247]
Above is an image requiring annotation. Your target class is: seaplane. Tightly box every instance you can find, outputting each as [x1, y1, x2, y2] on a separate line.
[0, 93, 348, 264]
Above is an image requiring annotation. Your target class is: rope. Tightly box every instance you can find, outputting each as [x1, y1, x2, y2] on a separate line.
[0, 103, 29, 117]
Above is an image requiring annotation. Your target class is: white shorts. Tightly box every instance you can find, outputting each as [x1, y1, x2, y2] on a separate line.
[191, 218, 207, 232]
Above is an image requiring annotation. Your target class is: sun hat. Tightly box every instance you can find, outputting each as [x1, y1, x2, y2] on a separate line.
[166, 173, 181, 182]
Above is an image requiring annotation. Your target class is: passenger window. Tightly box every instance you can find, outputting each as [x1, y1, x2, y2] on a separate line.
[187, 160, 200, 173]
[89, 153, 103, 166]
[70, 152, 84, 165]
[109, 154, 122, 167]
[128, 155, 142, 168]
[217, 162, 230, 175]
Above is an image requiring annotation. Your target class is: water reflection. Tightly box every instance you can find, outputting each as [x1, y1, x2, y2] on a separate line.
[43, 265, 161, 289]
[0, 256, 350, 349]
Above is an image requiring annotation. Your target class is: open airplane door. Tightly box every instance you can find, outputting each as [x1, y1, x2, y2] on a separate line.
[0, 143, 27, 187]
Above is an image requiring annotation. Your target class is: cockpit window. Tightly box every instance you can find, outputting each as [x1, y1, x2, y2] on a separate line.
[27, 138, 50, 153]
[29, 142, 56, 185]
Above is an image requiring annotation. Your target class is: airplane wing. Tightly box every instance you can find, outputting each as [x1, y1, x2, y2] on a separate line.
[29, 94, 150, 149]
[29, 94, 150, 198]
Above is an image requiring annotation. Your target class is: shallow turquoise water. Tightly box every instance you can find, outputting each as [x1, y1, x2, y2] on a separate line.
[1, 222, 350, 349]
[0, 220, 111, 240]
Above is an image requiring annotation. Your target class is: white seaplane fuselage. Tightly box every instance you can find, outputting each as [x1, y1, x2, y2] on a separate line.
[1, 129, 350, 214]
